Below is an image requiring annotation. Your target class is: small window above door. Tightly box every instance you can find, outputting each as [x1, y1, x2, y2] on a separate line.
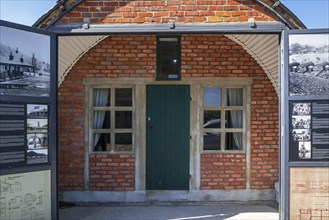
[156, 36, 181, 80]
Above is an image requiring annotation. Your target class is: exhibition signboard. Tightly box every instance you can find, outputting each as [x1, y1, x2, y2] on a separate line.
[0, 20, 57, 220]
[281, 29, 329, 219]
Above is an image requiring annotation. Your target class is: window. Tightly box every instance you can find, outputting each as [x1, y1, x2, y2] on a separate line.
[202, 87, 245, 151]
[91, 87, 133, 153]
[156, 36, 181, 80]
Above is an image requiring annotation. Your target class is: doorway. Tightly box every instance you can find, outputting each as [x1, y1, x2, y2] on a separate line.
[146, 85, 190, 190]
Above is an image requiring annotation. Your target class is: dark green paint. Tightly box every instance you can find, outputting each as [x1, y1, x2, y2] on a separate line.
[146, 85, 190, 190]
[156, 35, 181, 81]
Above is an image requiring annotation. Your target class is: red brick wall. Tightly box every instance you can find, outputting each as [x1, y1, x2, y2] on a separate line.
[187, 35, 279, 190]
[201, 154, 246, 190]
[182, 34, 257, 77]
[89, 154, 135, 191]
[58, 76, 85, 191]
[55, 0, 278, 25]
[58, 35, 155, 191]
[58, 34, 279, 192]
[250, 77, 279, 189]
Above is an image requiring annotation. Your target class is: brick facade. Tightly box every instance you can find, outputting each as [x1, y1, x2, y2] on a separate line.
[38, 0, 281, 28]
[58, 34, 279, 192]
[89, 154, 135, 191]
[201, 154, 246, 190]
[250, 77, 279, 189]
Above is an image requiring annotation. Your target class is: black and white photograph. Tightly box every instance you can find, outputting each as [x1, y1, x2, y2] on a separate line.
[0, 26, 50, 97]
[298, 141, 311, 159]
[27, 133, 48, 149]
[292, 129, 311, 141]
[27, 149, 48, 164]
[27, 104, 48, 118]
[27, 118, 48, 133]
[292, 115, 311, 129]
[289, 34, 329, 96]
[292, 103, 311, 115]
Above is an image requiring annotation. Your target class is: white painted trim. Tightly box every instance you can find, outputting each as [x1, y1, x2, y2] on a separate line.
[135, 85, 146, 191]
[83, 78, 253, 192]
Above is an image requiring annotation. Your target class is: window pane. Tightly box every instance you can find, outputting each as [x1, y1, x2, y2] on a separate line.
[157, 37, 180, 80]
[93, 133, 111, 151]
[115, 88, 132, 106]
[115, 111, 132, 128]
[93, 111, 110, 129]
[204, 88, 221, 106]
[204, 110, 221, 128]
[225, 110, 243, 128]
[204, 132, 220, 150]
[158, 57, 179, 79]
[159, 38, 179, 57]
[225, 132, 243, 150]
[93, 88, 110, 107]
[115, 133, 132, 152]
[226, 88, 243, 106]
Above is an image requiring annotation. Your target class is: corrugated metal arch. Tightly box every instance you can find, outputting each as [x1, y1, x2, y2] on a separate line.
[225, 34, 279, 95]
[58, 35, 107, 86]
[58, 34, 280, 95]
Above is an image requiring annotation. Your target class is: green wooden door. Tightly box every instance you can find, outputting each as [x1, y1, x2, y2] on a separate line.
[146, 85, 190, 190]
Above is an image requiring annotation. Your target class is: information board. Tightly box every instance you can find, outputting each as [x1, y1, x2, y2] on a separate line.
[289, 167, 329, 220]
[0, 170, 51, 220]
[281, 29, 329, 220]
[0, 102, 49, 168]
[0, 20, 57, 220]
[289, 100, 329, 161]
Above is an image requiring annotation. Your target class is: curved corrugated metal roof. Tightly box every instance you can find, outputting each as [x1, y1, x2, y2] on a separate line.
[226, 34, 280, 94]
[58, 35, 107, 86]
[57, 34, 280, 95]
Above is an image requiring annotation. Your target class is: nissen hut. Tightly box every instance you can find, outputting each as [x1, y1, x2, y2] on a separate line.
[34, 0, 305, 203]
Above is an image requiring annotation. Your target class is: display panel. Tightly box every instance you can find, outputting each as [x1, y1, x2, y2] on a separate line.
[281, 29, 329, 220]
[0, 170, 51, 220]
[289, 100, 329, 161]
[0, 20, 57, 220]
[290, 167, 329, 220]
[0, 102, 49, 168]
[0, 26, 51, 97]
[288, 33, 329, 96]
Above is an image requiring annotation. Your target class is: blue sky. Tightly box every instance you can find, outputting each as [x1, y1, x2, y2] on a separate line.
[0, 0, 328, 28]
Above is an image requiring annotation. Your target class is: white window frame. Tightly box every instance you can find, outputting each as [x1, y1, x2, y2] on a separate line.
[83, 77, 252, 190]
[201, 86, 249, 153]
[87, 85, 135, 154]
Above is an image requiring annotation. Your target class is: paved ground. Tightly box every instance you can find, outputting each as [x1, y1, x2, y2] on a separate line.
[59, 202, 279, 220]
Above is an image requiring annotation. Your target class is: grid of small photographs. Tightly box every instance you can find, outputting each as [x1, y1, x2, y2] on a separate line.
[26, 104, 48, 164]
[291, 103, 312, 159]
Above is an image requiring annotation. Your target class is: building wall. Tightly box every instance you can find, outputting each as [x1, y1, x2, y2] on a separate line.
[58, 34, 279, 192]
[45, 0, 279, 27]
[89, 154, 135, 191]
